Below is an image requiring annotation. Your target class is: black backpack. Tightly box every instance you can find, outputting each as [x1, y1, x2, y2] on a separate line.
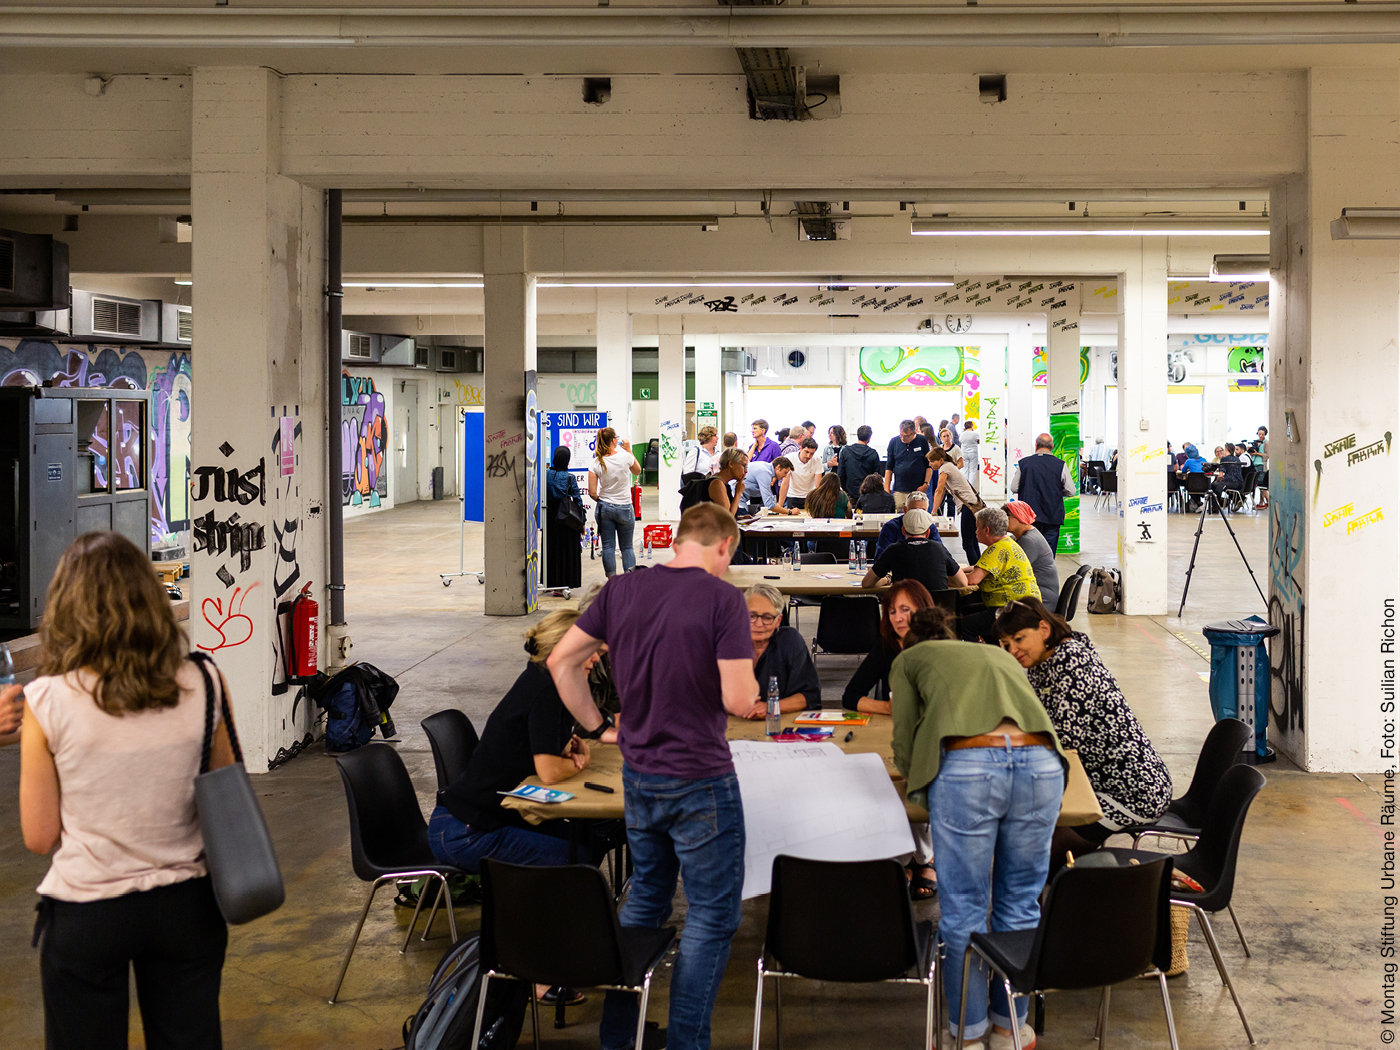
[307, 663, 399, 753]
[678, 472, 713, 511]
[402, 934, 529, 1050]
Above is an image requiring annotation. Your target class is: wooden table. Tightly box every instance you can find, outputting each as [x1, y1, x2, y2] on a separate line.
[500, 713, 1102, 828]
[723, 563, 888, 597]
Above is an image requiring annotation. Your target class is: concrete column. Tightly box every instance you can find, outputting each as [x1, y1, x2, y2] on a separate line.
[1116, 247, 1170, 615]
[967, 341, 1007, 501]
[692, 333, 722, 436]
[1203, 343, 1230, 449]
[1266, 69, 1400, 772]
[657, 319, 685, 520]
[1047, 284, 1084, 554]
[595, 288, 633, 441]
[1005, 322, 1036, 470]
[842, 346, 864, 438]
[482, 227, 537, 615]
[190, 67, 326, 770]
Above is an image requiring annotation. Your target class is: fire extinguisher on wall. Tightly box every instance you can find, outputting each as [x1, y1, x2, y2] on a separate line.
[289, 582, 319, 681]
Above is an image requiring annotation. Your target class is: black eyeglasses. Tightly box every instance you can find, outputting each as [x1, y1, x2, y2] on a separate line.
[749, 612, 780, 625]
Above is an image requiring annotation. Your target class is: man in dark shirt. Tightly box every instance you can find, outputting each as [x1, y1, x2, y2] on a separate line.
[549, 503, 760, 1050]
[883, 419, 933, 511]
[1011, 432, 1075, 553]
[838, 424, 881, 499]
[873, 490, 943, 560]
[861, 508, 967, 594]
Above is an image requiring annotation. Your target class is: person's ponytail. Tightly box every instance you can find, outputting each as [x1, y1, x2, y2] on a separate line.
[595, 427, 617, 468]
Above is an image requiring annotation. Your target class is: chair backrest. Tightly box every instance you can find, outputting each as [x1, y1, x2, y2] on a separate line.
[1055, 572, 1086, 621]
[479, 859, 626, 987]
[1100, 471, 1117, 494]
[1028, 856, 1174, 991]
[1240, 466, 1256, 491]
[766, 856, 919, 982]
[421, 709, 480, 793]
[1184, 472, 1212, 494]
[335, 742, 433, 882]
[1179, 763, 1266, 911]
[800, 551, 839, 565]
[1177, 718, 1251, 827]
[1053, 573, 1077, 617]
[814, 595, 882, 654]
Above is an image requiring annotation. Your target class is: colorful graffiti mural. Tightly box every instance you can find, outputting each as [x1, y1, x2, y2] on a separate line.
[1228, 346, 1266, 373]
[342, 373, 387, 508]
[858, 346, 965, 389]
[1032, 347, 1047, 387]
[1049, 411, 1081, 555]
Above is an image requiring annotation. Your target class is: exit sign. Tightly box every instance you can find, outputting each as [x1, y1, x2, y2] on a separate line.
[698, 401, 717, 414]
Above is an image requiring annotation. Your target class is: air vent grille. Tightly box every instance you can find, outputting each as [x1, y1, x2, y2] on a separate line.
[176, 309, 193, 342]
[440, 349, 457, 370]
[414, 345, 429, 368]
[0, 238, 13, 293]
[92, 296, 142, 336]
[347, 333, 372, 359]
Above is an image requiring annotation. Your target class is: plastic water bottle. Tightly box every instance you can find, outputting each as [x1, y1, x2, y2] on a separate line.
[766, 676, 781, 737]
[848, 543, 858, 572]
[644, 534, 653, 561]
[858, 540, 867, 571]
[0, 643, 12, 686]
[792, 545, 801, 572]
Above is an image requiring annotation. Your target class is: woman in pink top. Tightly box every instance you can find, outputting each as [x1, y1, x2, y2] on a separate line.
[21, 531, 236, 1049]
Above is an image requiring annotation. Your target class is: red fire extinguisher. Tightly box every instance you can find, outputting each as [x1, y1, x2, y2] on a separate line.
[289, 582, 319, 680]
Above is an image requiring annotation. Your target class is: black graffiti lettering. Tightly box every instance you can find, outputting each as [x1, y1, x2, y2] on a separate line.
[272, 518, 301, 599]
[192, 510, 265, 573]
[192, 458, 266, 506]
[704, 296, 739, 313]
[487, 450, 525, 500]
[1268, 595, 1305, 733]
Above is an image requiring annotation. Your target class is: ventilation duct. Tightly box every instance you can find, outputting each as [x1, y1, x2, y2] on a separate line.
[161, 303, 192, 343]
[722, 350, 757, 376]
[0, 229, 69, 311]
[69, 289, 159, 341]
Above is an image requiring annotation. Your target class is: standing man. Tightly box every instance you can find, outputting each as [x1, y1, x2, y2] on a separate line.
[838, 425, 881, 500]
[1010, 432, 1075, 553]
[748, 419, 780, 464]
[884, 419, 933, 511]
[775, 439, 823, 512]
[779, 423, 806, 460]
[549, 504, 759, 1050]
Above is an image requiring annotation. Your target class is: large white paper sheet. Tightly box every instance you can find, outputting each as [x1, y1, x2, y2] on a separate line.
[729, 740, 916, 898]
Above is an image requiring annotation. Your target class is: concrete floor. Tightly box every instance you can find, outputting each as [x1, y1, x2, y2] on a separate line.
[0, 495, 1380, 1048]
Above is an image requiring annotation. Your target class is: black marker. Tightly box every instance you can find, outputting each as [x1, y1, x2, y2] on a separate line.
[584, 782, 615, 794]
[844, 731, 855, 743]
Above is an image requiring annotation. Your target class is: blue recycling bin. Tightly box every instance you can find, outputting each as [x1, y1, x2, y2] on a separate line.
[1202, 616, 1280, 764]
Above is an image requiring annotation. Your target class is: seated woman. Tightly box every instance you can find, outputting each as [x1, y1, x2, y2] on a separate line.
[429, 609, 596, 873]
[995, 597, 1173, 872]
[891, 607, 1067, 1050]
[856, 473, 897, 514]
[959, 506, 1041, 643]
[743, 584, 822, 715]
[804, 472, 850, 519]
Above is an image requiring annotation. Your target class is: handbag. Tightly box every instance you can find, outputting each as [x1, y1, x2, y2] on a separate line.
[189, 652, 286, 925]
[555, 495, 587, 532]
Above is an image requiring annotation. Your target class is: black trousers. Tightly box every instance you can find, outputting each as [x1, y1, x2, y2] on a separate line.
[39, 876, 227, 1050]
[960, 505, 981, 567]
[1032, 520, 1061, 555]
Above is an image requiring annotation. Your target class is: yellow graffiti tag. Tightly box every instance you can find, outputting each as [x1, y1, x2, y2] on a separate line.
[1346, 507, 1384, 535]
[1141, 446, 1166, 461]
[1322, 502, 1355, 528]
[1129, 442, 1148, 458]
[453, 380, 484, 406]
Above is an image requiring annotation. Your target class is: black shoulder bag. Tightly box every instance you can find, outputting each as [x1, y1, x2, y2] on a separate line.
[189, 652, 286, 924]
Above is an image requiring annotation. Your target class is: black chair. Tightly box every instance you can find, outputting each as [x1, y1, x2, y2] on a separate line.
[329, 742, 464, 1004]
[475, 860, 676, 1050]
[755, 856, 938, 1050]
[1240, 466, 1257, 509]
[955, 854, 1178, 1050]
[1182, 471, 1214, 512]
[1159, 764, 1266, 1045]
[421, 709, 480, 797]
[790, 551, 838, 626]
[1166, 471, 1184, 512]
[811, 594, 882, 660]
[1052, 571, 1085, 621]
[1127, 718, 1251, 850]
[1095, 471, 1118, 509]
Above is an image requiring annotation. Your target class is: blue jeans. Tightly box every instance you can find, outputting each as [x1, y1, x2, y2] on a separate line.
[597, 501, 637, 576]
[929, 745, 1064, 1041]
[427, 805, 571, 871]
[600, 767, 745, 1050]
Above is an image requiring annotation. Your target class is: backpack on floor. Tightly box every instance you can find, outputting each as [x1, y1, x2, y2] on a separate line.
[1086, 568, 1121, 615]
[402, 933, 529, 1050]
[678, 471, 713, 511]
[308, 663, 400, 753]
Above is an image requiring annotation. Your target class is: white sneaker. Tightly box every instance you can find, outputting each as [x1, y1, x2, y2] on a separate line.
[987, 1025, 1036, 1050]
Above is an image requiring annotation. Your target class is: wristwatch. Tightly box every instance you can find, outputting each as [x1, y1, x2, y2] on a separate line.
[577, 711, 615, 740]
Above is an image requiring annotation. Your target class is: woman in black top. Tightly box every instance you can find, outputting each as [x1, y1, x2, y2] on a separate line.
[545, 447, 583, 589]
[842, 579, 935, 715]
[745, 584, 822, 713]
[856, 473, 897, 513]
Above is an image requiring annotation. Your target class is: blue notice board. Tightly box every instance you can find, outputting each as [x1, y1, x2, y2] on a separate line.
[542, 412, 607, 473]
[462, 408, 484, 522]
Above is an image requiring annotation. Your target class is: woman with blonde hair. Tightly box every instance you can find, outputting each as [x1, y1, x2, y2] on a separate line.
[588, 426, 642, 576]
[22, 531, 236, 1048]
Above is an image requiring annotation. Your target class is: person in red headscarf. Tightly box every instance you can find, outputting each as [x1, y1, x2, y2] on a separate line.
[1004, 501, 1059, 602]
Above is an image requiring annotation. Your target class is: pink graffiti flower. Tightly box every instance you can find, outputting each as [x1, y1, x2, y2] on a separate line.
[965, 375, 980, 392]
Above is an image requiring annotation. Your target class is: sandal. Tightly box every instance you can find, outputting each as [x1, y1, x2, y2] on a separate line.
[906, 863, 937, 901]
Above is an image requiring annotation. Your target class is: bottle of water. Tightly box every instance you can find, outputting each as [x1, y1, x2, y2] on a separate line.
[848, 542, 857, 572]
[858, 540, 867, 571]
[644, 534, 653, 561]
[792, 545, 801, 572]
[766, 675, 781, 736]
[0, 642, 12, 686]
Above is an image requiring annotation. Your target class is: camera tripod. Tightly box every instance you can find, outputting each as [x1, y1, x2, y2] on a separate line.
[1177, 489, 1267, 617]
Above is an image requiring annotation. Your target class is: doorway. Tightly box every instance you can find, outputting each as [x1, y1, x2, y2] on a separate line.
[393, 380, 418, 504]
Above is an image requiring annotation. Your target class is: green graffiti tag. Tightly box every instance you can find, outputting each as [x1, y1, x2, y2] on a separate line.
[1050, 411, 1081, 555]
[1227, 346, 1265, 374]
[859, 346, 965, 389]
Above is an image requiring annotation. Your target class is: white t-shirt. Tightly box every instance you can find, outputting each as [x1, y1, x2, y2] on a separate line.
[589, 449, 635, 504]
[684, 444, 715, 475]
[787, 453, 825, 499]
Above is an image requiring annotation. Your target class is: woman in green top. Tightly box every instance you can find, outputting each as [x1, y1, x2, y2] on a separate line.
[803, 471, 850, 519]
[890, 607, 1067, 1050]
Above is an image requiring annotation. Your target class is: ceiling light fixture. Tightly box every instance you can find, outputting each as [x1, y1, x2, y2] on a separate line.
[1330, 208, 1400, 240]
[343, 281, 483, 289]
[911, 218, 1269, 237]
[1209, 254, 1270, 281]
[173, 279, 192, 286]
[535, 280, 953, 288]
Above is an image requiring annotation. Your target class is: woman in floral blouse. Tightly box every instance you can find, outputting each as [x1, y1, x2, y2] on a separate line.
[995, 597, 1173, 872]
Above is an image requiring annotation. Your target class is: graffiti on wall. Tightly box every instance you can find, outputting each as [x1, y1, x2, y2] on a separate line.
[1228, 346, 1265, 374]
[270, 411, 305, 695]
[1032, 347, 1046, 388]
[859, 346, 965, 389]
[1268, 476, 1305, 736]
[961, 347, 980, 422]
[342, 373, 387, 508]
[1049, 412, 1081, 555]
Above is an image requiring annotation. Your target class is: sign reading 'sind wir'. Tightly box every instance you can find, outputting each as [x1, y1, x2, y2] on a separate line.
[549, 412, 605, 429]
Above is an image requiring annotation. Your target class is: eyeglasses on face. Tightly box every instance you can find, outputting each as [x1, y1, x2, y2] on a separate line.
[749, 612, 780, 625]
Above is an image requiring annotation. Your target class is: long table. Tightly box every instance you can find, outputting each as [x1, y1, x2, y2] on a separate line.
[500, 713, 1103, 828]
[723, 563, 889, 597]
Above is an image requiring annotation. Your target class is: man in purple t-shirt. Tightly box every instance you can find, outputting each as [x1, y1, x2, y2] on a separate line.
[550, 503, 759, 1050]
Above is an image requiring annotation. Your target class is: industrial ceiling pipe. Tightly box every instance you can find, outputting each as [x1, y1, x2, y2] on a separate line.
[326, 189, 346, 628]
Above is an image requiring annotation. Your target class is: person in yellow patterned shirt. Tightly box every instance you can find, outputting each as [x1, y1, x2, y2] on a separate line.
[959, 506, 1042, 641]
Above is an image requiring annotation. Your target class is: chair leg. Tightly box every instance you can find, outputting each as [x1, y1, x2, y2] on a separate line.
[1033, 992, 1045, 1035]
[955, 947, 973, 1050]
[529, 984, 542, 1050]
[774, 975, 783, 1050]
[1004, 980, 1023, 1050]
[752, 964, 766, 1050]
[328, 880, 382, 1004]
[401, 879, 431, 953]
[924, 974, 936, 1050]
[1227, 903, 1253, 957]
[635, 971, 654, 1050]
[470, 972, 493, 1050]
[1190, 904, 1256, 1044]
[1158, 972, 1181, 1050]
[1097, 984, 1111, 1049]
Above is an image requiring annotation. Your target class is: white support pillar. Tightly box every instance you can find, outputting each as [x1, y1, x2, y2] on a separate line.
[657, 319, 685, 520]
[1265, 69, 1400, 772]
[595, 288, 633, 442]
[482, 227, 537, 615]
[967, 341, 1007, 501]
[1116, 246, 1170, 615]
[1047, 284, 1084, 554]
[842, 345, 864, 439]
[692, 333, 722, 437]
[1005, 322, 1036, 475]
[190, 67, 326, 771]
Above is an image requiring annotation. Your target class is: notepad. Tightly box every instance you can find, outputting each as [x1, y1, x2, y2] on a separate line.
[794, 712, 871, 726]
[499, 785, 574, 803]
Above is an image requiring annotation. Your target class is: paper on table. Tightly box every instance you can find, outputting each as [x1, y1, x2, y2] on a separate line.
[729, 740, 915, 898]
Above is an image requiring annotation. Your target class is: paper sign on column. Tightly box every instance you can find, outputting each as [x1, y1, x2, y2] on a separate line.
[729, 740, 915, 898]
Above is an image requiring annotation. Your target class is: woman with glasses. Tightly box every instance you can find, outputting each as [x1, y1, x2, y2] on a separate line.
[742, 584, 821, 716]
[995, 597, 1172, 872]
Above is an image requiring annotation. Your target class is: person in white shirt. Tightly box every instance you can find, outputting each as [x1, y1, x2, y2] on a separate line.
[959, 421, 981, 489]
[684, 426, 719, 475]
[588, 426, 642, 576]
[775, 439, 823, 513]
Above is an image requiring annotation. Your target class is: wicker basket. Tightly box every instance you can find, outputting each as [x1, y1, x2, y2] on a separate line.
[1166, 904, 1191, 976]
